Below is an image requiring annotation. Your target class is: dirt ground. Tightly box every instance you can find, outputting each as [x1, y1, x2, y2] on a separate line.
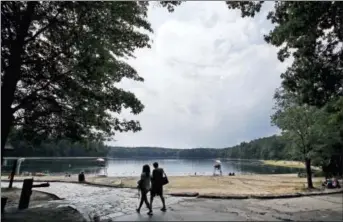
[119, 174, 325, 195]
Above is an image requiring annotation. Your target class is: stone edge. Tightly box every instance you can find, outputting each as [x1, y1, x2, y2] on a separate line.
[1, 179, 124, 188]
[1, 182, 90, 222]
[33, 189, 62, 201]
[196, 189, 343, 200]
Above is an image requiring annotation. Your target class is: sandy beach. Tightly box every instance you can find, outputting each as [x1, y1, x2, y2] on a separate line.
[1, 174, 326, 196]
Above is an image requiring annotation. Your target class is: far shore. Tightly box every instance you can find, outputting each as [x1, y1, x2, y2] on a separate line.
[1, 174, 327, 196]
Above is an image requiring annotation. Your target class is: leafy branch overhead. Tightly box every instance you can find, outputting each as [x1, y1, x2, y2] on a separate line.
[1, 1, 179, 147]
[226, 1, 343, 107]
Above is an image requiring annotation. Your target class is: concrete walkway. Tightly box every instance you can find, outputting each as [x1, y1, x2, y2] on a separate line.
[112, 194, 343, 221]
[2, 182, 342, 221]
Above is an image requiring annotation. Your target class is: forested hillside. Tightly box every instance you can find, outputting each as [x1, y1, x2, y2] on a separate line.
[7, 139, 109, 157]
[224, 135, 291, 160]
[107, 135, 290, 160]
[7, 134, 290, 160]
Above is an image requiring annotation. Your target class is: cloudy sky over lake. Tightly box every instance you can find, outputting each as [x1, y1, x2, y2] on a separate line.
[110, 2, 291, 148]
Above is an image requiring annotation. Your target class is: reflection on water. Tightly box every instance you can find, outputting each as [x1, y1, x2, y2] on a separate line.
[1, 158, 300, 176]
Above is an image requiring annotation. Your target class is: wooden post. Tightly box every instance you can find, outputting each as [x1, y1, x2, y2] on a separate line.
[8, 159, 18, 189]
[18, 178, 33, 210]
[1, 197, 8, 214]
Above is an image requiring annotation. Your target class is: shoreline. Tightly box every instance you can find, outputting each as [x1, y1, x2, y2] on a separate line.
[3, 174, 341, 199]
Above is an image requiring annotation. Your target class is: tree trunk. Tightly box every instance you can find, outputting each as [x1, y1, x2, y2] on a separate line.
[1, 44, 22, 166]
[305, 158, 313, 189]
[1, 2, 38, 165]
[8, 159, 18, 189]
[1, 112, 13, 166]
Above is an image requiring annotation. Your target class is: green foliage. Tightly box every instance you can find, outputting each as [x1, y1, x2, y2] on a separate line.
[226, 1, 343, 107]
[107, 135, 288, 160]
[271, 90, 342, 160]
[223, 135, 290, 160]
[8, 133, 290, 160]
[1, 1, 180, 155]
[272, 104, 322, 160]
[228, 1, 343, 184]
[271, 93, 343, 183]
[2, 2, 149, 142]
[9, 139, 108, 157]
[225, 1, 264, 17]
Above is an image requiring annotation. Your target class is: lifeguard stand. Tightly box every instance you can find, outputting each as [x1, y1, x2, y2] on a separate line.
[213, 160, 222, 176]
[96, 158, 107, 176]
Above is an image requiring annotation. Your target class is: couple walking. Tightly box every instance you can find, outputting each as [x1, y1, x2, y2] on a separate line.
[137, 162, 168, 216]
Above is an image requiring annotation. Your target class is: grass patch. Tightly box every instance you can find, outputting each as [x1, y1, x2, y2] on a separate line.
[262, 160, 305, 169]
[262, 160, 320, 171]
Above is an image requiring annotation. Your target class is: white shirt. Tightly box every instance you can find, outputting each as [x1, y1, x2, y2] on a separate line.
[141, 172, 151, 191]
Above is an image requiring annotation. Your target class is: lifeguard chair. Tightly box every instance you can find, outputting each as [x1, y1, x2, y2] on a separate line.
[213, 160, 222, 176]
[96, 158, 107, 176]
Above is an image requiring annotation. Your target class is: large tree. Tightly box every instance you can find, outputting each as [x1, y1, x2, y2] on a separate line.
[1, 1, 180, 163]
[226, 1, 343, 107]
[227, 1, 343, 184]
[271, 89, 341, 188]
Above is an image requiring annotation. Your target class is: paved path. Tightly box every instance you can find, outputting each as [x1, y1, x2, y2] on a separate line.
[1, 182, 186, 221]
[2, 182, 342, 221]
[113, 194, 343, 221]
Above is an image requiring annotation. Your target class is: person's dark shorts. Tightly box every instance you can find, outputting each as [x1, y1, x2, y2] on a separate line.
[151, 185, 163, 197]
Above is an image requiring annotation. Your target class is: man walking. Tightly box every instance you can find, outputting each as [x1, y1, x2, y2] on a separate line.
[150, 162, 167, 213]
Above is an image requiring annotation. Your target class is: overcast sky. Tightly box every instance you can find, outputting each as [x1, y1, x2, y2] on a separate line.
[109, 2, 291, 149]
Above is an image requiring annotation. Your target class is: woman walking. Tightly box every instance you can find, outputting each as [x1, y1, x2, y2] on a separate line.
[137, 164, 153, 215]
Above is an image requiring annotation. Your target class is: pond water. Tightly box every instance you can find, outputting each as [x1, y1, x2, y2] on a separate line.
[2, 158, 300, 176]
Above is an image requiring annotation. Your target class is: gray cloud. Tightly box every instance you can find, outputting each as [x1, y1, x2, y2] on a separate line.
[109, 2, 288, 148]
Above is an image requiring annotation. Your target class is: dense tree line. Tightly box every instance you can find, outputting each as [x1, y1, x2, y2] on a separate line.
[223, 136, 291, 160]
[107, 135, 289, 160]
[8, 134, 291, 160]
[7, 139, 108, 157]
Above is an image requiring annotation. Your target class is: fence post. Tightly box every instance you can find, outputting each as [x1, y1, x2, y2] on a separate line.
[18, 178, 33, 210]
[8, 159, 18, 188]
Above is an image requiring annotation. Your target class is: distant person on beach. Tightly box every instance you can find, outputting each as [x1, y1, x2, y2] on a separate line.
[150, 162, 168, 213]
[78, 172, 85, 182]
[136, 164, 152, 215]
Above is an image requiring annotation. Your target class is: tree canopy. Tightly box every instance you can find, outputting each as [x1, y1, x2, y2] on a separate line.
[1, 1, 180, 163]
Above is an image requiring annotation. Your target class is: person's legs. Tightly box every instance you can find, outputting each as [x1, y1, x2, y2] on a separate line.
[148, 191, 154, 215]
[137, 198, 143, 212]
[158, 187, 166, 211]
[137, 190, 145, 212]
[138, 191, 152, 213]
[160, 195, 166, 211]
[142, 191, 151, 210]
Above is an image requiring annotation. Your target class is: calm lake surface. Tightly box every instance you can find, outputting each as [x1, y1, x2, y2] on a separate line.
[2, 158, 300, 176]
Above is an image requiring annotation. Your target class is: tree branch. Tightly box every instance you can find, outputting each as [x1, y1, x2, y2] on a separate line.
[23, 10, 62, 45]
[12, 80, 52, 112]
